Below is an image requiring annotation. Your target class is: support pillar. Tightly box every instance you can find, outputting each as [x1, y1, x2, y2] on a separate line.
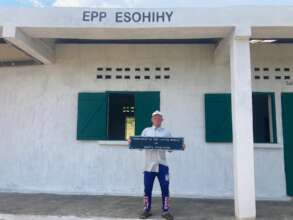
[230, 29, 256, 219]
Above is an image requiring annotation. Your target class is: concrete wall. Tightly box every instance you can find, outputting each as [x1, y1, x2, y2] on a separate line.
[0, 43, 292, 200]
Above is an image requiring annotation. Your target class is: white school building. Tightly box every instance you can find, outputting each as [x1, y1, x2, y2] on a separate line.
[1, 6, 293, 219]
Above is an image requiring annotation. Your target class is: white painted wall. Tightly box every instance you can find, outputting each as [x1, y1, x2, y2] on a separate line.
[0, 43, 291, 200]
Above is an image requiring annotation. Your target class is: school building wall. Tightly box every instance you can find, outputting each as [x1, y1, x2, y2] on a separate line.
[0, 43, 291, 199]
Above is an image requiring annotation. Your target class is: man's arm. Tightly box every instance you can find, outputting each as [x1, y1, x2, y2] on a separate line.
[128, 129, 146, 151]
[128, 128, 146, 144]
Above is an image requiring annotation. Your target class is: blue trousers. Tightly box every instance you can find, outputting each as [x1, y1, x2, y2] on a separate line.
[143, 164, 170, 212]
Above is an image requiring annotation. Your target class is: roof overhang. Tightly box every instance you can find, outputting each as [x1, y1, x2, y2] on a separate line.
[1, 6, 293, 66]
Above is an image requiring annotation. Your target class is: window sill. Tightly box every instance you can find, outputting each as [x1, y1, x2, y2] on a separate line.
[206, 142, 283, 149]
[254, 143, 283, 149]
[98, 140, 128, 146]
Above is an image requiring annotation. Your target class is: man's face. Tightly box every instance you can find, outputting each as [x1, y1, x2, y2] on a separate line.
[151, 114, 163, 127]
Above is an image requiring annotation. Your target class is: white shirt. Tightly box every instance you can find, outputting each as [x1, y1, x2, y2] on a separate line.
[141, 125, 172, 172]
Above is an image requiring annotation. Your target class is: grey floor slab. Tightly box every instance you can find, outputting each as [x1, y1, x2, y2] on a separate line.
[0, 193, 291, 220]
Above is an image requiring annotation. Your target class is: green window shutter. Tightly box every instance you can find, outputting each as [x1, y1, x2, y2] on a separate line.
[134, 91, 160, 135]
[77, 92, 108, 140]
[281, 92, 293, 196]
[204, 93, 232, 142]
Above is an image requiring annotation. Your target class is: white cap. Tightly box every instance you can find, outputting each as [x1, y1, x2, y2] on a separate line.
[152, 110, 163, 117]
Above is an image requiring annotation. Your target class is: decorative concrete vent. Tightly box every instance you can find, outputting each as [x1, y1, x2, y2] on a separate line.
[253, 67, 291, 81]
[0, 60, 39, 67]
[96, 66, 171, 80]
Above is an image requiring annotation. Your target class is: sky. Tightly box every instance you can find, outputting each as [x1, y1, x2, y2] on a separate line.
[1, 0, 293, 8]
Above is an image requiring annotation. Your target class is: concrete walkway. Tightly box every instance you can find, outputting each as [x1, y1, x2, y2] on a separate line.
[0, 193, 292, 220]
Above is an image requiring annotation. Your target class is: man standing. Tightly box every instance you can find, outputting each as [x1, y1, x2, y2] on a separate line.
[129, 110, 185, 220]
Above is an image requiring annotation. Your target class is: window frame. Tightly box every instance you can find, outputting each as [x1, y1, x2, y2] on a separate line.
[252, 92, 277, 144]
[77, 91, 160, 141]
[204, 92, 278, 144]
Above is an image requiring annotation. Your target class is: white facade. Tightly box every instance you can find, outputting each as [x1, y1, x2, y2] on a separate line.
[1, 6, 293, 219]
[0, 43, 290, 198]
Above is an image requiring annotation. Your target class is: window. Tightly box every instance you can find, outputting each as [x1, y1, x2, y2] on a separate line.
[204, 93, 277, 143]
[252, 93, 277, 143]
[77, 91, 160, 140]
[108, 93, 135, 140]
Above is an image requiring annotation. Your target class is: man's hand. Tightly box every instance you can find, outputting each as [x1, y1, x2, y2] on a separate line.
[182, 144, 186, 150]
[128, 137, 143, 151]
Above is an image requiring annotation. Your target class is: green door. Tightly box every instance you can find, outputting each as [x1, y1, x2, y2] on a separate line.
[281, 93, 293, 196]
